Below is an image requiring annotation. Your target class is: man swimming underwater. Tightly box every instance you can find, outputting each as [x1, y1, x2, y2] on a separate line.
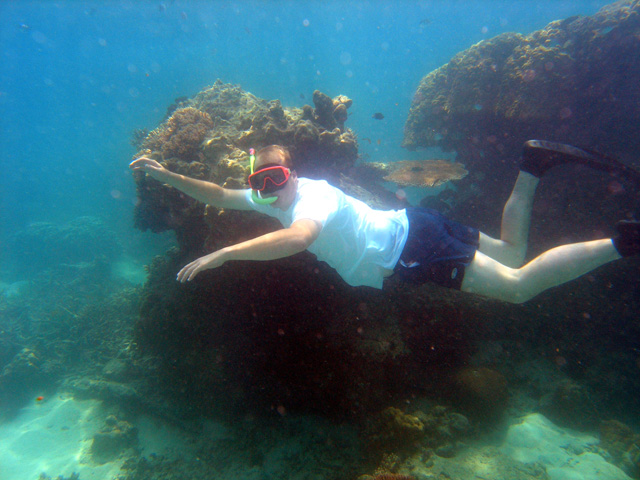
[130, 141, 640, 304]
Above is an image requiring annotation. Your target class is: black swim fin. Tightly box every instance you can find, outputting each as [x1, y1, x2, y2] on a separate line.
[521, 140, 640, 186]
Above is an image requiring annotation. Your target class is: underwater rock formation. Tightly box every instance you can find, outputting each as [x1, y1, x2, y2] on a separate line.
[363, 404, 472, 463]
[365, 406, 426, 455]
[130, 81, 447, 419]
[539, 379, 599, 430]
[143, 107, 214, 163]
[600, 419, 640, 478]
[403, 0, 640, 162]
[7, 216, 122, 274]
[398, 2, 640, 436]
[402, 0, 640, 283]
[450, 366, 508, 422]
[90, 415, 139, 464]
[0, 347, 46, 414]
[135, 247, 475, 419]
[128, 77, 640, 430]
[132, 80, 360, 252]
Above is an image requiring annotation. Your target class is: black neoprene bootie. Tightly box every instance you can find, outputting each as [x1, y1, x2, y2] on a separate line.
[520, 140, 625, 178]
[613, 220, 640, 257]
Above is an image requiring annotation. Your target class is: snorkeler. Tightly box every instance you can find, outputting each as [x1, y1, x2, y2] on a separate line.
[129, 141, 640, 304]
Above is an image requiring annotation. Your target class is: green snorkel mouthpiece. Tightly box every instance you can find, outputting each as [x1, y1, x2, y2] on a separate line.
[252, 190, 277, 205]
[249, 148, 277, 205]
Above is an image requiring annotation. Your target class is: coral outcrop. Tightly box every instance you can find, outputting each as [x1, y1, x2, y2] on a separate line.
[363, 405, 472, 460]
[539, 379, 599, 430]
[126, 72, 640, 440]
[132, 80, 360, 251]
[135, 247, 473, 419]
[450, 367, 508, 422]
[142, 107, 214, 163]
[402, 0, 640, 274]
[365, 407, 426, 455]
[7, 216, 122, 274]
[403, 0, 640, 162]
[600, 420, 640, 478]
[130, 81, 448, 420]
[90, 414, 139, 464]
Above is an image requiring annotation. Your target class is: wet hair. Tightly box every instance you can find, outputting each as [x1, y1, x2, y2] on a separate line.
[256, 145, 293, 169]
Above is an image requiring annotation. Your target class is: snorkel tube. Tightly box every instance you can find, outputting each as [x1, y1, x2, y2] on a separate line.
[249, 148, 278, 205]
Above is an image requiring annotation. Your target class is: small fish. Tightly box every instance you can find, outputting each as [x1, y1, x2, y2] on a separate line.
[36, 396, 44, 402]
[299, 93, 305, 99]
[372, 112, 385, 120]
[419, 18, 431, 27]
[20, 23, 30, 30]
[361, 137, 372, 144]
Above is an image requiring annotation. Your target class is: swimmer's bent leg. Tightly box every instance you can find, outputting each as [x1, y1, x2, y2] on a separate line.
[477, 172, 539, 268]
[461, 239, 621, 304]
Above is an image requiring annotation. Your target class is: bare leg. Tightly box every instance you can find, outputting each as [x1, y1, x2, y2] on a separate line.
[461, 239, 621, 303]
[478, 171, 539, 267]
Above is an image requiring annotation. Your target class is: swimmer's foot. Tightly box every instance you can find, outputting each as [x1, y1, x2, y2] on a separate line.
[613, 220, 640, 257]
[520, 140, 640, 184]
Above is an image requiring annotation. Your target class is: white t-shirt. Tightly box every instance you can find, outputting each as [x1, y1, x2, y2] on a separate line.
[245, 178, 409, 289]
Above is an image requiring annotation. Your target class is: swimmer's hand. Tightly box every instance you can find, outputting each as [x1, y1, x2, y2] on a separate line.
[177, 250, 227, 283]
[129, 156, 169, 182]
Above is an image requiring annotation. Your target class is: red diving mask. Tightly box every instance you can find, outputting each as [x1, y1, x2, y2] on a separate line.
[248, 164, 291, 194]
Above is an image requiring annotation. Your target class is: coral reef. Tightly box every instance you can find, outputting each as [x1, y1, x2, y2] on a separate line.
[133, 238, 481, 420]
[403, 1, 640, 161]
[131, 80, 360, 249]
[360, 405, 474, 480]
[600, 419, 640, 478]
[7, 216, 122, 274]
[142, 107, 214, 163]
[0, 257, 143, 422]
[125, 75, 640, 471]
[90, 414, 139, 464]
[365, 407, 426, 455]
[0, 347, 46, 415]
[450, 367, 508, 422]
[401, 1, 640, 292]
[363, 404, 472, 465]
[415, 406, 471, 454]
[539, 379, 599, 430]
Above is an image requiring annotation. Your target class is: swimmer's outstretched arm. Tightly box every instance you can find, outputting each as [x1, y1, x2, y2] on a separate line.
[176, 219, 321, 282]
[129, 156, 250, 210]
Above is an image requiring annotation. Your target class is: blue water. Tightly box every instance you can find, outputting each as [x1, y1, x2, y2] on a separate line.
[0, 0, 612, 275]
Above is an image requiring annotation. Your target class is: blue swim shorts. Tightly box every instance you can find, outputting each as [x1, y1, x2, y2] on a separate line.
[393, 207, 480, 290]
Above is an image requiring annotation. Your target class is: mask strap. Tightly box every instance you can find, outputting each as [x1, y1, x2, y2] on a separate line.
[249, 148, 277, 205]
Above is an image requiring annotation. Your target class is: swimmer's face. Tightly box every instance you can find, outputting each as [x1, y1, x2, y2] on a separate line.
[254, 153, 297, 210]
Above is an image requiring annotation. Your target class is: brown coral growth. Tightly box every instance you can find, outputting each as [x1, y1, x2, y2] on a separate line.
[143, 107, 214, 162]
[452, 366, 508, 422]
[403, 1, 640, 161]
[364, 406, 425, 456]
[383, 159, 468, 187]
